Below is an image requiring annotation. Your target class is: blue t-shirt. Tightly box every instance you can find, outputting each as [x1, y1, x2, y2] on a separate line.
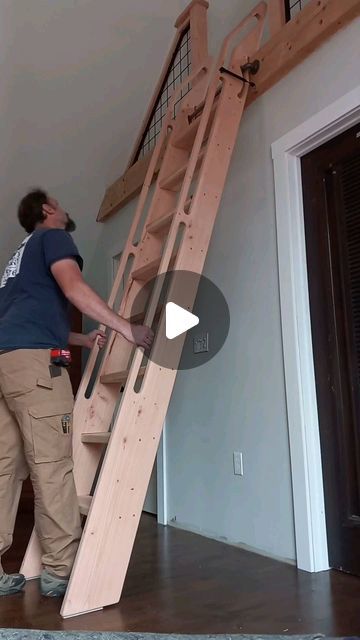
[0, 228, 83, 349]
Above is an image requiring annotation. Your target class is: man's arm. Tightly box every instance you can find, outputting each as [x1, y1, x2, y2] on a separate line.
[68, 332, 87, 347]
[51, 259, 153, 349]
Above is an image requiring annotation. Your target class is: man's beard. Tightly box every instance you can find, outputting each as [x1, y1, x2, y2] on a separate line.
[65, 214, 76, 232]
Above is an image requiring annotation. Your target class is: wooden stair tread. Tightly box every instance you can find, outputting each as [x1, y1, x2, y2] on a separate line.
[159, 149, 206, 191]
[78, 495, 92, 516]
[146, 211, 176, 235]
[131, 253, 177, 282]
[146, 198, 192, 235]
[100, 365, 147, 385]
[173, 94, 220, 150]
[81, 432, 111, 444]
[131, 256, 162, 281]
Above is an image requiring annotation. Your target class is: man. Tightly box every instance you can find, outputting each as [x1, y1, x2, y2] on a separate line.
[0, 189, 154, 597]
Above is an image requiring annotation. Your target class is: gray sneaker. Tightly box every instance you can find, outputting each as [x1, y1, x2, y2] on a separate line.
[0, 572, 26, 595]
[40, 568, 69, 597]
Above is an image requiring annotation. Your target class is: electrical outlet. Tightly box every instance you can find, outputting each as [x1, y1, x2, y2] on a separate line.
[233, 451, 244, 476]
[193, 332, 209, 354]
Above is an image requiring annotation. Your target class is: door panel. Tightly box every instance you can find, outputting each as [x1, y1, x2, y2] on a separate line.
[302, 123, 360, 574]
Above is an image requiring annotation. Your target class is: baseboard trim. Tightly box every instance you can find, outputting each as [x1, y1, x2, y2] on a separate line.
[168, 519, 296, 567]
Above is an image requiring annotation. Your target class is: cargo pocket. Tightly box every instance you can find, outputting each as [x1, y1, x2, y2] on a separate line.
[36, 377, 53, 390]
[28, 401, 74, 464]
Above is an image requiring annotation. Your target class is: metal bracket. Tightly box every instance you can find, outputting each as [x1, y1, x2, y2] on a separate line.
[241, 59, 260, 75]
[219, 66, 256, 89]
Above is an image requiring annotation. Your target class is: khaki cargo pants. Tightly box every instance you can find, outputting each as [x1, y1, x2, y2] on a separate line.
[0, 349, 81, 578]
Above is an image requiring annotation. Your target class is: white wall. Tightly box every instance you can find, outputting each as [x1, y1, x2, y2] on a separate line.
[1, 0, 359, 563]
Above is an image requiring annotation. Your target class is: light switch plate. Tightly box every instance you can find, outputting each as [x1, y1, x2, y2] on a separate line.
[193, 332, 209, 354]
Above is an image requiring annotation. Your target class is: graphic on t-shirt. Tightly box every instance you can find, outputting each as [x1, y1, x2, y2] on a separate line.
[0, 235, 32, 289]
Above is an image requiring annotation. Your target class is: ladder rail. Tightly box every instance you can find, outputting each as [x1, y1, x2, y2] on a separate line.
[177, 1, 267, 213]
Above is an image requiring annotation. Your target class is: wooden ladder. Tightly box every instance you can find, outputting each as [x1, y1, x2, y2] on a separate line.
[21, 1, 266, 618]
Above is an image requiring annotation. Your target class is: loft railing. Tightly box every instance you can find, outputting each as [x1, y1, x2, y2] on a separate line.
[97, 0, 360, 222]
[284, 0, 311, 21]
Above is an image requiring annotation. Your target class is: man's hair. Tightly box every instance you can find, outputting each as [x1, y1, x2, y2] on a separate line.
[18, 188, 48, 233]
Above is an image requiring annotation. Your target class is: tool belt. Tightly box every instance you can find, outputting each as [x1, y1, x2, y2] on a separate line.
[0, 348, 72, 367]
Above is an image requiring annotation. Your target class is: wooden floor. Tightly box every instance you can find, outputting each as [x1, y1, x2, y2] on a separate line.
[2, 504, 360, 635]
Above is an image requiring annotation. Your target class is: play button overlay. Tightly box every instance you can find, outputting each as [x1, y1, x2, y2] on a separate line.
[130, 270, 230, 371]
[166, 302, 199, 340]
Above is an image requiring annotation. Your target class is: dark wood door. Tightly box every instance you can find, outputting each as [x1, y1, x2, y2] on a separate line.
[302, 123, 360, 574]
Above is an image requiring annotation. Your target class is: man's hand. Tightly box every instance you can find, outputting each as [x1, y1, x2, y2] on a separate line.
[122, 323, 154, 349]
[68, 330, 107, 349]
[132, 324, 154, 349]
[83, 330, 107, 350]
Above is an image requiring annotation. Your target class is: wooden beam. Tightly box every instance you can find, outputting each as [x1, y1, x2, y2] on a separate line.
[97, 0, 360, 222]
[248, 0, 360, 104]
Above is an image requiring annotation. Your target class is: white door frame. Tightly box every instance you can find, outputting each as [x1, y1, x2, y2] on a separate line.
[110, 250, 168, 525]
[271, 86, 360, 572]
[156, 426, 168, 525]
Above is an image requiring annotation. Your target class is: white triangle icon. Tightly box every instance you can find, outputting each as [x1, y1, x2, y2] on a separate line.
[165, 302, 199, 340]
